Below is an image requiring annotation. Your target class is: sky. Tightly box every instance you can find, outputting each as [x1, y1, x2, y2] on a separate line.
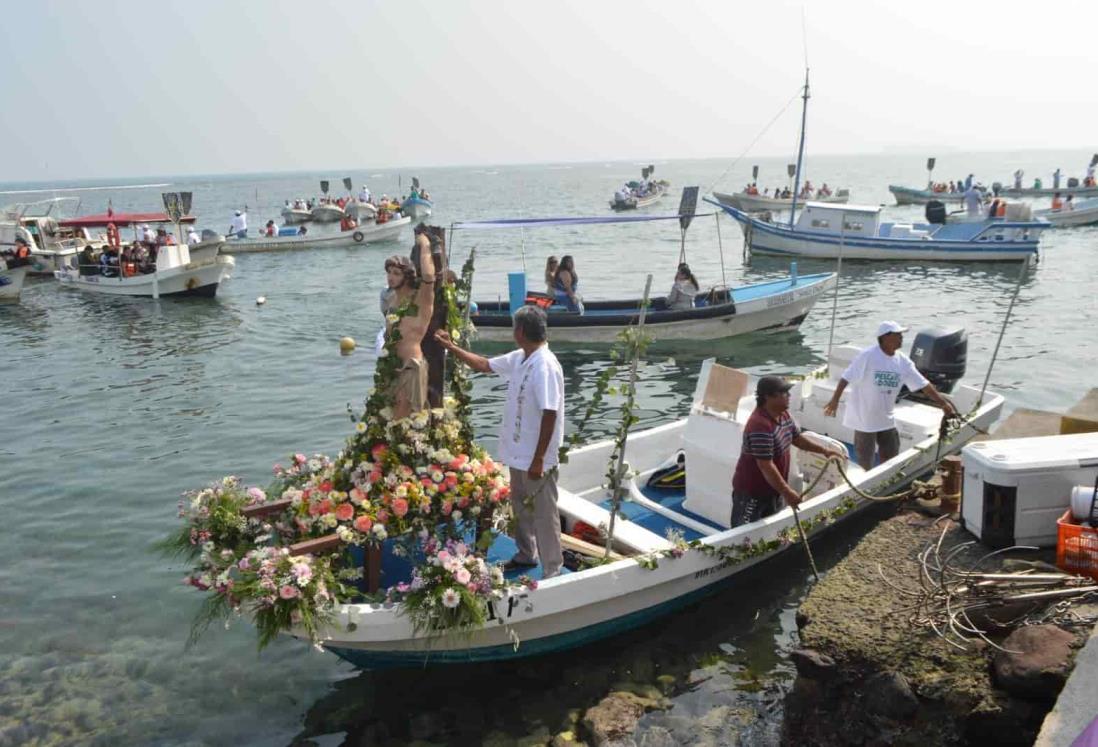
[5, 0, 1097, 181]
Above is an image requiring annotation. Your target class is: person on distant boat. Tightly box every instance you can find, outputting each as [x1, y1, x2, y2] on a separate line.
[1051, 193, 1064, 211]
[1086, 162, 1096, 186]
[99, 245, 119, 277]
[186, 227, 201, 246]
[1053, 168, 1061, 190]
[5, 236, 32, 269]
[667, 263, 699, 311]
[964, 174, 974, 191]
[263, 220, 278, 237]
[823, 320, 957, 471]
[963, 182, 983, 216]
[819, 183, 832, 198]
[544, 256, 559, 296]
[553, 255, 582, 313]
[297, 225, 308, 236]
[1034, 177, 1043, 190]
[948, 181, 956, 193]
[339, 214, 357, 232]
[229, 210, 247, 239]
[358, 186, 371, 203]
[77, 244, 97, 275]
[1064, 195, 1075, 211]
[730, 376, 847, 527]
[1013, 169, 1024, 190]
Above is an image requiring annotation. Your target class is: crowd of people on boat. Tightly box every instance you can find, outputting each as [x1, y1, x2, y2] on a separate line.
[76, 224, 184, 277]
[613, 179, 663, 205]
[741, 180, 833, 199]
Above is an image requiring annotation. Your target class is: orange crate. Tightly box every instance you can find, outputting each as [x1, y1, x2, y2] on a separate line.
[1056, 509, 1098, 582]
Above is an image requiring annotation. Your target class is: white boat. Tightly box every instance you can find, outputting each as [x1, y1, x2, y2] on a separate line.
[311, 202, 345, 223]
[301, 349, 1003, 667]
[1000, 184, 1098, 198]
[714, 189, 850, 212]
[889, 185, 968, 206]
[344, 200, 377, 223]
[1034, 197, 1098, 228]
[281, 203, 312, 225]
[1, 197, 88, 275]
[472, 270, 836, 343]
[401, 196, 433, 220]
[55, 242, 234, 298]
[716, 199, 1048, 262]
[0, 263, 29, 301]
[225, 216, 410, 253]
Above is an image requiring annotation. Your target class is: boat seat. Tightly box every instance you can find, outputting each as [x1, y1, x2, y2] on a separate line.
[557, 488, 672, 554]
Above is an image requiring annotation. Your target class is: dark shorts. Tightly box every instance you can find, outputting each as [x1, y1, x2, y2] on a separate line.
[730, 491, 782, 528]
[854, 428, 901, 470]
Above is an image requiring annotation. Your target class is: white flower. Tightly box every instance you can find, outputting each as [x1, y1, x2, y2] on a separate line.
[321, 514, 338, 529]
[451, 510, 463, 522]
[355, 422, 366, 434]
[441, 588, 461, 609]
[337, 526, 355, 543]
[307, 458, 322, 472]
[372, 524, 388, 541]
[451, 330, 462, 342]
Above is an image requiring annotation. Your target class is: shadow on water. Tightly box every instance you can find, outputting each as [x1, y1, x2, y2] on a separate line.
[292, 507, 892, 747]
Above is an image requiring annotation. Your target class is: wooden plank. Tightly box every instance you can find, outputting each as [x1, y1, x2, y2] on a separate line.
[288, 534, 343, 556]
[561, 532, 626, 560]
[241, 498, 293, 519]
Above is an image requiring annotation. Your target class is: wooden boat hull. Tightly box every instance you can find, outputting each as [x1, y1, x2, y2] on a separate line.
[280, 208, 312, 225]
[471, 273, 836, 343]
[225, 217, 410, 253]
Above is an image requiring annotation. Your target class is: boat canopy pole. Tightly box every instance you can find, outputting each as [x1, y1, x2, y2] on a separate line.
[978, 258, 1028, 408]
[604, 274, 653, 558]
[714, 213, 727, 289]
[788, 68, 810, 229]
[825, 212, 846, 361]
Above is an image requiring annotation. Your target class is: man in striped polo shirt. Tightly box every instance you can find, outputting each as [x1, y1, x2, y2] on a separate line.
[731, 376, 846, 527]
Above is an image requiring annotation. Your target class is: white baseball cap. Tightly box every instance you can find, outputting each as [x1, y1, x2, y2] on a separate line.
[876, 320, 909, 337]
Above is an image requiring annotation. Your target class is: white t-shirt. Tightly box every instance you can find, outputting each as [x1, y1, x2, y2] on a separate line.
[230, 213, 247, 233]
[489, 345, 565, 470]
[187, 230, 200, 245]
[963, 187, 982, 215]
[840, 345, 929, 433]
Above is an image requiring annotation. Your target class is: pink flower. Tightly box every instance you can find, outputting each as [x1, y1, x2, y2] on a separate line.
[392, 498, 409, 518]
[354, 515, 373, 532]
[280, 585, 299, 600]
[454, 568, 471, 585]
[376, 510, 390, 525]
[246, 486, 266, 503]
[335, 503, 354, 521]
[349, 487, 366, 505]
[371, 444, 388, 460]
[467, 583, 478, 593]
[449, 454, 469, 470]
[294, 453, 307, 465]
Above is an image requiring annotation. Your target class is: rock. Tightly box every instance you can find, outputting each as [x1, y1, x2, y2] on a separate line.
[582, 692, 653, 746]
[551, 730, 583, 746]
[636, 725, 677, 747]
[863, 671, 919, 719]
[790, 648, 837, 681]
[993, 625, 1076, 700]
[517, 725, 551, 747]
[608, 682, 666, 708]
[352, 721, 389, 747]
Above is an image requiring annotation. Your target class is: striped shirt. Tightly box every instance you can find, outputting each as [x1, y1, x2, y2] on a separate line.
[732, 407, 801, 497]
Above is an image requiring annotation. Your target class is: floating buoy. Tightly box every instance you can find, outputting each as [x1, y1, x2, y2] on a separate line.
[256, 296, 266, 306]
[339, 336, 356, 355]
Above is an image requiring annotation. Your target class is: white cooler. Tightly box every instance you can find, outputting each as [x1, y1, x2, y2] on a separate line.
[960, 432, 1098, 548]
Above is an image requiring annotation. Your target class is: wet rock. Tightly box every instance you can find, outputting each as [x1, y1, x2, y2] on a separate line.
[582, 691, 654, 746]
[863, 671, 918, 719]
[551, 730, 584, 746]
[517, 724, 551, 747]
[992, 625, 1076, 700]
[609, 682, 666, 708]
[790, 648, 837, 681]
[635, 725, 676, 747]
[351, 720, 389, 747]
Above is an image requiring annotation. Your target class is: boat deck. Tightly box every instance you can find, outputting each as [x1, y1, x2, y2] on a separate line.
[600, 485, 724, 542]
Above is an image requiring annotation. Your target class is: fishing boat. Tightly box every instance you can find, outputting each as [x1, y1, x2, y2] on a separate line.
[401, 196, 433, 220]
[714, 188, 850, 212]
[225, 216, 410, 253]
[610, 166, 669, 211]
[888, 185, 969, 206]
[1, 197, 88, 275]
[1000, 184, 1098, 199]
[0, 263, 29, 301]
[54, 240, 234, 298]
[311, 201, 345, 223]
[716, 199, 1048, 262]
[1034, 197, 1098, 228]
[344, 200, 377, 223]
[471, 271, 835, 343]
[304, 343, 1003, 667]
[281, 201, 312, 225]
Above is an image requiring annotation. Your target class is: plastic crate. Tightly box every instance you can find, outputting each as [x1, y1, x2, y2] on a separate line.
[1056, 510, 1098, 581]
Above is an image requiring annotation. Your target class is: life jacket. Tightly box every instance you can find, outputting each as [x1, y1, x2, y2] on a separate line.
[1051, 197, 1063, 210]
[996, 201, 1006, 217]
[14, 243, 29, 260]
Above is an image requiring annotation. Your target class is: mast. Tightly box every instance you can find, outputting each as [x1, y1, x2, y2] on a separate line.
[788, 68, 810, 228]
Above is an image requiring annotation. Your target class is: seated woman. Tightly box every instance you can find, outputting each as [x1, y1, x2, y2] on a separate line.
[667, 263, 699, 311]
[553, 255, 582, 313]
[544, 255, 559, 296]
[78, 244, 99, 276]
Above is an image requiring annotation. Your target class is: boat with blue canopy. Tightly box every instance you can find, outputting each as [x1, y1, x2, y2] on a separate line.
[451, 210, 836, 343]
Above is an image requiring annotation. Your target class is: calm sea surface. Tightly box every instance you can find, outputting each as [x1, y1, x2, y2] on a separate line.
[2, 151, 1094, 745]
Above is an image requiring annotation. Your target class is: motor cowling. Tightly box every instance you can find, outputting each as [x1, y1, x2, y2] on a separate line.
[909, 326, 967, 394]
[925, 200, 947, 225]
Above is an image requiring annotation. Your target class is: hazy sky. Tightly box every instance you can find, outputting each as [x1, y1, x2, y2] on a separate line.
[6, 0, 1096, 181]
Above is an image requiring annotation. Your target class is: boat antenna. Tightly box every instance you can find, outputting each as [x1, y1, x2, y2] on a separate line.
[788, 67, 810, 229]
[978, 258, 1028, 408]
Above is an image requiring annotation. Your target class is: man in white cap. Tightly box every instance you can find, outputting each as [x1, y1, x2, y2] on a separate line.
[186, 226, 201, 246]
[229, 209, 247, 239]
[823, 321, 957, 470]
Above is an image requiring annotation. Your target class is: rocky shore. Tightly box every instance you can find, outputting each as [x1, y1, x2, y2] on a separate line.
[784, 512, 1094, 746]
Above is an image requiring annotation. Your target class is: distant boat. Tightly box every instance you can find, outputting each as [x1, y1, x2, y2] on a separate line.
[311, 201, 344, 223]
[889, 185, 967, 206]
[280, 201, 312, 225]
[1000, 184, 1098, 198]
[715, 198, 1049, 262]
[714, 188, 849, 212]
[401, 195, 433, 220]
[610, 166, 669, 211]
[1034, 197, 1098, 228]
[344, 200, 377, 223]
[225, 216, 410, 253]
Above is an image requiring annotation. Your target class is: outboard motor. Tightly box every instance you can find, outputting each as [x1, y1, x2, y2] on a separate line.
[925, 200, 947, 225]
[1068, 177, 1080, 189]
[991, 181, 1002, 197]
[909, 326, 967, 394]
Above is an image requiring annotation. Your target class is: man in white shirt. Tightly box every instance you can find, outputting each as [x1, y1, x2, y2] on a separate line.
[229, 210, 247, 238]
[186, 227, 201, 246]
[962, 184, 983, 217]
[823, 321, 957, 470]
[358, 187, 370, 203]
[434, 306, 565, 578]
[141, 224, 156, 245]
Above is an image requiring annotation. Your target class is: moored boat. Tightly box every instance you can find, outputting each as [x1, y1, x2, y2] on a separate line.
[344, 200, 377, 223]
[716, 198, 1049, 262]
[306, 345, 1002, 667]
[401, 196, 433, 220]
[1, 197, 88, 275]
[54, 241, 234, 298]
[888, 185, 967, 206]
[281, 200, 312, 225]
[1000, 184, 1098, 198]
[1034, 197, 1098, 227]
[0, 263, 29, 301]
[610, 166, 669, 211]
[225, 216, 410, 253]
[714, 188, 850, 212]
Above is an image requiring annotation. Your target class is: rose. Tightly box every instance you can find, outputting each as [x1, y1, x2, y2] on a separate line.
[294, 453, 307, 465]
[279, 585, 300, 600]
[454, 568, 471, 585]
[354, 515, 373, 533]
[335, 503, 354, 521]
[392, 498, 409, 518]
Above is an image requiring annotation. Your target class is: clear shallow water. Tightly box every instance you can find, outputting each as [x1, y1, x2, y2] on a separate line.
[1, 152, 1095, 745]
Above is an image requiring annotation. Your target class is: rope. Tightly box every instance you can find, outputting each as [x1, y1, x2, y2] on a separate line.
[703, 86, 804, 195]
[978, 258, 1027, 408]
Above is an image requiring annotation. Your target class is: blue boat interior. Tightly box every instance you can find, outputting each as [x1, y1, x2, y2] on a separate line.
[599, 484, 724, 542]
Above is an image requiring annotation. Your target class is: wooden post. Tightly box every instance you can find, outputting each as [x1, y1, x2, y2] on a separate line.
[363, 544, 381, 594]
[941, 455, 963, 513]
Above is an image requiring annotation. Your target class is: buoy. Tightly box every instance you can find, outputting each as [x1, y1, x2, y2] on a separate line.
[256, 296, 266, 305]
[339, 336, 356, 355]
